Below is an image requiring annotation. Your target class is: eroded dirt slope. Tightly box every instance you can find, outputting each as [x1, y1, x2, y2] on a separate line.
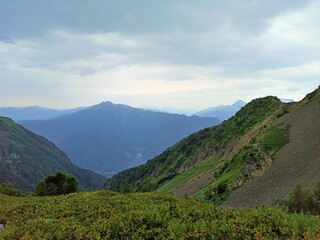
[223, 97, 320, 208]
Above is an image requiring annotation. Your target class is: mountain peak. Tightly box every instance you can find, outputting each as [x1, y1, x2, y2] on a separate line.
[92, 101, 133, 111]
[97, 101, 114, 106]
[232, 100, 246, 107]
[22, 102, 220, 176]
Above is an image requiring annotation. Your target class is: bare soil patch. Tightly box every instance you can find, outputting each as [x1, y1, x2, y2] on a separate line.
[223, 97, 320, 208]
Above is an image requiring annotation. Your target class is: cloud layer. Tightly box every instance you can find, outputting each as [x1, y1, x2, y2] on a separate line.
[1, 0, 319, 109]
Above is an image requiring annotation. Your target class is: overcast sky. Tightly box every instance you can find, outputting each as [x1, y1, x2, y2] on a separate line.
[1, 0, 319, 110]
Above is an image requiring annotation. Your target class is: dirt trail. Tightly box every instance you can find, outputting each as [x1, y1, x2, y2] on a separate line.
[223, 97, 320, 208]
[172, 171, 214, 196]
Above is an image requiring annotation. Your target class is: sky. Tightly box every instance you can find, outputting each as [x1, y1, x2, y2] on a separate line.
[0, 0, 319, 111]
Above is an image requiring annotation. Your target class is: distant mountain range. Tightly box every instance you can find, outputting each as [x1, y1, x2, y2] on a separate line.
[0, 106, 85, 121]
[0, 117, 106, 192]
[194, 100, 246, 121]
[21, 102, 220, 176]
[1, 100, 246, 122]
[142, 106, 195, 116]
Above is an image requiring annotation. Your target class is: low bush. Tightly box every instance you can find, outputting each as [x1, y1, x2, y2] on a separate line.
[279, 183, 320, 215]
[0, 183, 22, 196]
[36, 172, 78, 196]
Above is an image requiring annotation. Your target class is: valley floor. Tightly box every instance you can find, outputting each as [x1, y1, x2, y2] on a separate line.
[0, 191, 319, 239]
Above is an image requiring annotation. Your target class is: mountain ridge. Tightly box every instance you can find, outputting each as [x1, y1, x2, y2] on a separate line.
[21, 101, 220, 176]
[105, 86, 320, 207]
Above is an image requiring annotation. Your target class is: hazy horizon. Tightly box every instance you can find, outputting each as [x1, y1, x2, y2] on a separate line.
[1, 0, 319, 110]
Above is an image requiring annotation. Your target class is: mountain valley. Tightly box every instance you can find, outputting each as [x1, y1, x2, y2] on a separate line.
[21, 102, 220, 176]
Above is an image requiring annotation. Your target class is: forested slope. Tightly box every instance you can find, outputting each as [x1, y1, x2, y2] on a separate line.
[0, 117, 106, 192]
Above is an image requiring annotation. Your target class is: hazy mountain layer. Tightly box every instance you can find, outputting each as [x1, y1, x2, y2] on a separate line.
[21, 102, 220, 176]
[0, 106, 85, 121]
[195, 100, 245, 121]
[0, 117, 106, 192]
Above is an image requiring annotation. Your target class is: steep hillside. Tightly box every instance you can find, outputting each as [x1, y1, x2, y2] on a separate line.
[106, 87, 320, 206]
[0, 117, 106, 192]
[223, 88, 320, 208]
[21, 102, 220, 176]
[195, 100, 246, 121]
[105, 96, 285, 193]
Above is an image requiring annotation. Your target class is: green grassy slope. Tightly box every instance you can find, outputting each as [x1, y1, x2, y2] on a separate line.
[0, 191, 319, 239]
[0, 117, 106, 191]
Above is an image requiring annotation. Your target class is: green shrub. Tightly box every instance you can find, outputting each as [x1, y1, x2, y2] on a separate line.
[282, 183, 320, 215]
[36, 172, 78, 196]
[118, 183, 134, 194]
[217, 182, 228, 194]
[0, 183, 22, 196]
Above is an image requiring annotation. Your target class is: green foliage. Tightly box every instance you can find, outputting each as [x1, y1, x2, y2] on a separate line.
[36, 172, 78, 196]
[300, 86, 320, 105]
[217, 181, 228, 194]
[0, 191, 319, 239]
[140, 182, 158, 192]
[218, 96, 281, 140]
[118, 183, 134, 194]
[281, 183, 320, 215]
[306, 89, 318, 101]
[276, 106, 290, 118]
[259, 123, 290, 157]
[0, 183, 22, 196]
[202, 151, 246, 203]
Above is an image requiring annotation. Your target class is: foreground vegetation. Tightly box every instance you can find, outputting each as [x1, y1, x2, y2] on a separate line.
[0, 191, 319, 239]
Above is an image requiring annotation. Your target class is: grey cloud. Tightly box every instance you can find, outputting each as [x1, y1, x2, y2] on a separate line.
[1, 0, 313, 38]
[1, 0, 319, 109]
[2, 0, 317, 73]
